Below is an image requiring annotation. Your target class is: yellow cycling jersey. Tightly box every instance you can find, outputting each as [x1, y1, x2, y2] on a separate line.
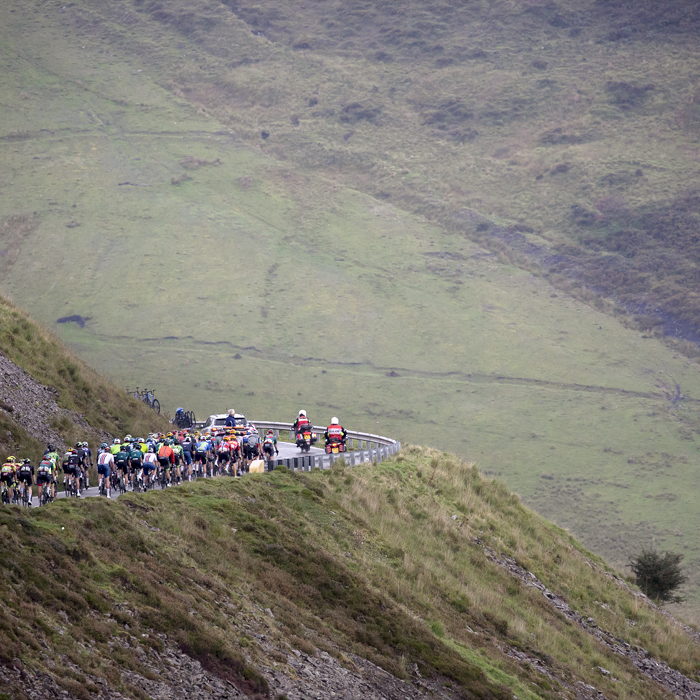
[110, 444, 121, 455]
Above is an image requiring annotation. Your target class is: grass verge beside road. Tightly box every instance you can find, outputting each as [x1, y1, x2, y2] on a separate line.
[1, 449, 698, 699]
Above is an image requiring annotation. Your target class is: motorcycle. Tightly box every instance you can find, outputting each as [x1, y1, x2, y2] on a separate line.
[296, 429, 318, 452]
[325, 438, 347, 455]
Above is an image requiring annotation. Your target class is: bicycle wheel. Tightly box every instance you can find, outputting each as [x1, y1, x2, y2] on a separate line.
[152, 398, 160, 414]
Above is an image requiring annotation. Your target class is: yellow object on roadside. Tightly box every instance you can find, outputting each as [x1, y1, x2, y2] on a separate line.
[248, 459, 265, 474]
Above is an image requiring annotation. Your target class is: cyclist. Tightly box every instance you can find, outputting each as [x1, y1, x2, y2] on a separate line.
[246, 432, 260, 468]
[36, 456, 54, 505]
[63, 449, 82, 496]
[82, 441, 93, 471]
[228, 433, 241, 476]
[1, 456, 17, 503]
[171, 439, 184, 484]
[262, 430, 278, 464]
[194, 435, 211, 478]
[128, 441, 144, 489]
[110, 438, 121, 455]
[142, 446, 158, 488]
[114, 441, 131, 488]
[216, 438, 231, 475]
[97, 448, 114, 498]
[181, 433, 194, 480]
[157, 440, 175, 485]
[74, 442, 87, 490]
[45, 445, 61, 499]
[17, 459, 35, 506]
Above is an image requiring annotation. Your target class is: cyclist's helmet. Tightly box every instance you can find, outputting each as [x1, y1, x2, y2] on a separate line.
[148, 446, 155, 453]
[82, 441, 89, 447]
[71, 449, 78, 454]
[7, 456, 15, 463]
[137, 438, 144, 443]
[331, 417, 339, 424]
[113, 438, 121, 445]
[22, 458, 30, 464]
[75, 442, 82, 449]
[47, 444, 54, 452]
[101, 442, 108, 449]
[268, 429, 274, 434]
[299, 410, 307, 417]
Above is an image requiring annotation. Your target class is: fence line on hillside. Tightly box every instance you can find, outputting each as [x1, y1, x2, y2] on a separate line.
[250, 421, 401, 471]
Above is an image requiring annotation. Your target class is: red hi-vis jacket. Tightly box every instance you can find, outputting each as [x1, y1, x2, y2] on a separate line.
[326, 424, 345, 441]
[294, 417, 310, 433]
[158, 444, 175, 464]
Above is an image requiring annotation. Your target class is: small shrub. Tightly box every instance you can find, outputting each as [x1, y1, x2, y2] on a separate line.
[430, 620, 445, 638]
[629, 549, 687, 604]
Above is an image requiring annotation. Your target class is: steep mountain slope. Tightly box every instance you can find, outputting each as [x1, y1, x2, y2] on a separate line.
[2, 451, 700, 700]
[0, 296, 170, 461]
[3, 0, 700, 619]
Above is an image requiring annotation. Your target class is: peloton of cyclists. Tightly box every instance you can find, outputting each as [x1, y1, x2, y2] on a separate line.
[2, 412, 359, 505]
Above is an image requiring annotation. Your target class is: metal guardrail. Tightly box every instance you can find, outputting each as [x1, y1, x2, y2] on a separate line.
[251, 421, 401, 471]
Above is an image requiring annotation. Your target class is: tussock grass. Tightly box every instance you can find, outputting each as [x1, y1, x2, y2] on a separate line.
[1, 450, 697, 699]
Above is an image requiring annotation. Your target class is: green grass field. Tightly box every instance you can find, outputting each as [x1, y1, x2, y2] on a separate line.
[3, 0, 700, 619]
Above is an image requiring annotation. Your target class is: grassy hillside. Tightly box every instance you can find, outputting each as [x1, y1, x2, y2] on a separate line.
[3, 0, 700, 620]
[0, 296, 170, 462]
[1, 450, 700, 700]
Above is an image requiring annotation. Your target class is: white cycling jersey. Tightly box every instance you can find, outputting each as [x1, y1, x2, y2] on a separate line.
[98, 452, 114, 467]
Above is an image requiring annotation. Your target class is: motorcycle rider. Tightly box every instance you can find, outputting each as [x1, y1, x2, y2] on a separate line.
[325, 417, 347, 449]
[292, 410, 310, 435]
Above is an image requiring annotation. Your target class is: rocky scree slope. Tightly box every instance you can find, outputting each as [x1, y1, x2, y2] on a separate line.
[2, 450, 700, 700]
